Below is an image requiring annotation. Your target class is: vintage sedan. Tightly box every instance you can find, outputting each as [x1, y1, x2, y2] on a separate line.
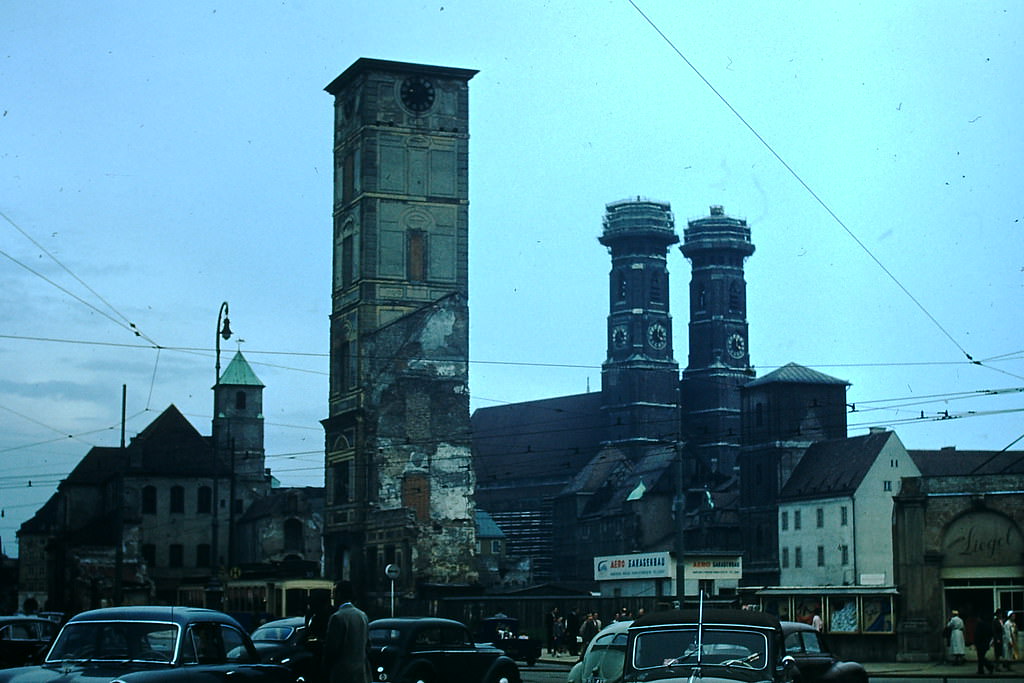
[251, 617, 320, 682]
[369, 617, 520, 683]
[0, 605, 299, 683]
[780, 622, 866, 683]
[622, 609, 796, 683]
[567, 619, 631, 683]
[0, 616, 60, 668]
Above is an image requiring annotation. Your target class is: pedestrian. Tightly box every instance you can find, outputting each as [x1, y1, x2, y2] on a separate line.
[565, 608, 581, 657]
[975, 611, 995, 675]
[811, 609, 823, 632]
[991, 612, 1005, 671]
[945, 610, 965, 665]
[1005, 611, 1019, 667]
[553, 615, 566, 655]
[579, 613, 599, 656]
[322, 581, 371, 683]
[545, 607, 559, 655]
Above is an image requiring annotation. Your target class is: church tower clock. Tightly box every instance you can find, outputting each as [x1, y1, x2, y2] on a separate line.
[599, 198, 680, 447]
[679, 205, 756, 479]
[322, 59, 478, 598]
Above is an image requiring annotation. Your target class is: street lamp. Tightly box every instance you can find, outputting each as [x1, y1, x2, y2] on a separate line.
[208, 301, 231, 610]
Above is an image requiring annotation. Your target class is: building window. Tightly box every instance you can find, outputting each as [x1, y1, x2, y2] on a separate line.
[795, 547, 802, 568]
[169, 544, 184, 568]
[284, 518, 304, 553]
[840, 545, 849, 565]
[794, 510, 802, 530]
[342, 234, 354, 286]
[782, 547, 789, 568]
[407, 230, 427, 281]
[816, 508, 824, 528]
[332, 459, 352, 505]
[142, 486, 157, 514]
[781, 511, 789, 531]
[142, 544, 156, 567]
[235, 391, 246, 410]
[729, 281, 742, 312]
[817, 545, 825, 567]
[841, 506, 848, 526]
[197, 486, 212, 514]
[883, 480, 893, 492]
[650, 273, 663, 304]
[617, 272, 627, 300]
[196, 544, 211, 568]
[170, 486, 185, 514]
[342, 152, 355, 204]
[490, 539, 502, 554]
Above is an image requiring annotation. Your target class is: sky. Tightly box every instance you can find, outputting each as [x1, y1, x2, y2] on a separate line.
[2, 1, 1021, 556]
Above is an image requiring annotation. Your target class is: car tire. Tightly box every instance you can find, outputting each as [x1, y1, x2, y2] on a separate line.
[489, 666, 518, 683]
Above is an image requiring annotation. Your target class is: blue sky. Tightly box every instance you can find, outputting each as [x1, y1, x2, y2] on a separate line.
[2, 1, 1021, 555]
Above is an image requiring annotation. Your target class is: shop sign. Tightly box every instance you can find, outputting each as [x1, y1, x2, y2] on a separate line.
[686, 556, 742, 579]
[943, 511, 1023, 566]
[594, 551, 672, 580]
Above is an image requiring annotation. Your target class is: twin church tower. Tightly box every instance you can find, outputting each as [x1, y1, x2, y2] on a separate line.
[321, 59, 756, 594]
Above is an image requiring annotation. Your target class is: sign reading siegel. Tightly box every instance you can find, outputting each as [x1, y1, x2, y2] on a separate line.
[595, 551, 673, 581]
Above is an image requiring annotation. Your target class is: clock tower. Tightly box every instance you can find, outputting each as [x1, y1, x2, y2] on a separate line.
[679, 205, 756, 479]
[322, 59, 478, 598]
[599, 198, 680, 447]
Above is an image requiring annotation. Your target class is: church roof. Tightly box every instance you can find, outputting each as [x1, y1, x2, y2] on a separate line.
[745, 362, 849, 388]
[779, 430, 896, 500]
[217, 351, 264, 387]
[472, 392, 605, 486]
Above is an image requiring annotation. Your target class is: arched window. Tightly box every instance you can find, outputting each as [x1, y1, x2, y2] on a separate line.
[284, 519, 304, 553]
[142, 486, 157, 514]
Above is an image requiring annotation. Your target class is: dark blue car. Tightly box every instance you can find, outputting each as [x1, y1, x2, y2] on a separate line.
[0, 606, 298, 683]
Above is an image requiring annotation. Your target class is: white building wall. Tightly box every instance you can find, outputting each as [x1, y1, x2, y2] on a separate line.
[779, 496, 855, 586]
[852, 433, 919, 583]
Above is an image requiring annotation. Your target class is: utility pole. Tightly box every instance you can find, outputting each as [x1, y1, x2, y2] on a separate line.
[674, 441, 686, 608]
[114, 384, 126, 605]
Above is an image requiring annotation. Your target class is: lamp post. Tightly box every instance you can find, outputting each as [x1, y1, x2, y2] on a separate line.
[208, 301, 232, 611]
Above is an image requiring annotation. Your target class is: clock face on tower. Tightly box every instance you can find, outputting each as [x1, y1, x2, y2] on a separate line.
[647, 322, 668, 350]
[400, 76, 436, 113]
[612, 325, 629, 349]
[727, 332, 746, 359]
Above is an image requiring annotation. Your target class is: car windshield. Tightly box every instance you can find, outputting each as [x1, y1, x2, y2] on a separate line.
[632, 628, 768, 671]
[252, 625, 295, 642]
[46, 620, 178, 663]
[581, 630, 628, 683]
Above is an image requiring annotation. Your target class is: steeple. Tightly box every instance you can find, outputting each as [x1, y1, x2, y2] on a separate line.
[212, 351, 265, 479]
[599, 198, 680, 447]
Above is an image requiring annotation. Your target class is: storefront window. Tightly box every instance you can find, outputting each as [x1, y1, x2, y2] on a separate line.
[828, 597, 858, 632]
[861, 596, 894, 633]
[794, 597, 821, 625]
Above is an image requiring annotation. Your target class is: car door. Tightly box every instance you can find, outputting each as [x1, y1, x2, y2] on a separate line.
[183, 622, 276, 683]
[784, 630, 832, 682]
[439, 625, 486, 683]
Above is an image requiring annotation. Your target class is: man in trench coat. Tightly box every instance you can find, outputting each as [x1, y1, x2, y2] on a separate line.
[322, 582, 371, 683]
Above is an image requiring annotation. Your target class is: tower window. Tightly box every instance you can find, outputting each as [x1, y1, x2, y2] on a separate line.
[342, 152, 355, 204]
[407, 230, 427, 281]
[332, 459, 352, 504]
[729, 281, 742, 312]
[650, 273, 663, 304]
[697, 285, 706, 310]
[342, 234, 354, 286]
[235, 391, 246, 410]
[617, 272, 627, 300]
[142, 486, 157, 514]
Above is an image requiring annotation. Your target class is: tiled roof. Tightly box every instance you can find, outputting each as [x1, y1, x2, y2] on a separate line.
[745, 362, 849, 388]
[908, 448, 1024, 476]
[779, 430, 894, 500]
[217, 351, 264, 387]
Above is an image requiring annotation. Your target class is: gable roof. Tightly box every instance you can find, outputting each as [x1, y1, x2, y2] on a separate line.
[745, 362, 849, 389]
[217, 351, 264, 387]
[475, 509, 505, 539]
[779, 430, 896, 500]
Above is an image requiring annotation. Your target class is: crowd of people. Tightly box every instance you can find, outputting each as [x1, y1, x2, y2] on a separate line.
[544, 606, 645, 659]
[945, 608, 1019, 674]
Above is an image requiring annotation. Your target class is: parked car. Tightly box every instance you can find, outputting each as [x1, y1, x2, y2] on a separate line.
[0, 605, 299, 683]
[473, 615, 542, 667]
[567, 619, 631, 683]
[0, 616, 59, 668]
[622, 609, 797, 683]
[780, 622, 866, 683]
[369, 617, 520, 683]
[251, 616, 320, 682]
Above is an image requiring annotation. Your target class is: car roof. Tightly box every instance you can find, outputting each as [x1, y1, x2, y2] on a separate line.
[66, 606, 242, 628]
[631, 609, 781, 631]
[255, 617, 306, 629]
[780, 621, 816, 634]
[370, 617, 466, 630]
[0, 615, 55, 624]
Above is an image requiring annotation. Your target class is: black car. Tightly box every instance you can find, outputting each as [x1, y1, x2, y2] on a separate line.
[474, 616, 542, 667]
[251, 617, 320, 682]
[0, 605, 298, 683]
[623, 609, 796, 683]
[780, 622, 866, 683]
[369, 617, 520, 683]
[0, 617, 59, 669]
